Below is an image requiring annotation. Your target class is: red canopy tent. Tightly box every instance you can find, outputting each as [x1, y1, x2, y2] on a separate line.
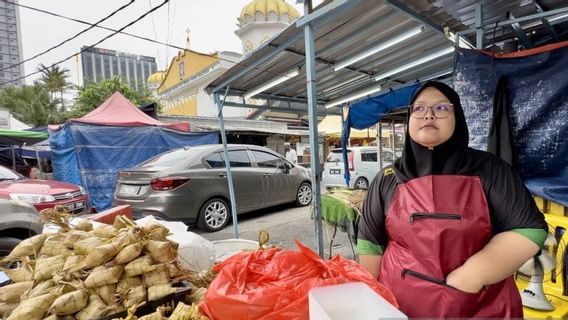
[70, 92, 189, 131]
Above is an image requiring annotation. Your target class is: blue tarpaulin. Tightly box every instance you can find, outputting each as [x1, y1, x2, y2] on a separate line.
[455, 43, 568, 207]
[20, 147, 50, 159]
[341, 83, 421, 185]
[50, 123, 218, 211]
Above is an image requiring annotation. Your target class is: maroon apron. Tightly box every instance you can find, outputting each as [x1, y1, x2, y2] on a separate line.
[378, 175, 523, 318]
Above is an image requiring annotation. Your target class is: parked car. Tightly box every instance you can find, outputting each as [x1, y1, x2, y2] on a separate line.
[114, 144, 313, 232]
[322, 147, 401, 189]
[0, 198, 42, 256]
[0, 166, 89, 214]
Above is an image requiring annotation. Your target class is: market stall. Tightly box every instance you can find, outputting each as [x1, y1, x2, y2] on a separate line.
[0, 207, 405, 319]
[49, 92, 218, 212]
[203, 0, 568, 318]
[0, 129, 49, 175]
[2, 0, 565, 319]
[205, 0, 457, 250]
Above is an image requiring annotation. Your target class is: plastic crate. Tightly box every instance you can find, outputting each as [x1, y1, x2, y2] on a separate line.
[534, 196, 567, 216]
[85, 205, 132, 224]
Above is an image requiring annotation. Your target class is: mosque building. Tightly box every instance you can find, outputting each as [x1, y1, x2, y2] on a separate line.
[148, 0, 300, 119]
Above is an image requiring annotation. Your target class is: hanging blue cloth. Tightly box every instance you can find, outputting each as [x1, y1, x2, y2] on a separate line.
[341, 83, 420, 186]
[455, 45, 568, 207]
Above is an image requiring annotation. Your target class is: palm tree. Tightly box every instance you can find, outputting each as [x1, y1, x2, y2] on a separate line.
[0, 84, 58, 126]
[37, 63, 71, 112]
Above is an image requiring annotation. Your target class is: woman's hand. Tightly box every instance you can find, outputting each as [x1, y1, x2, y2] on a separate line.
[446, 232, 540, 292]
[445, 266, 484, 293]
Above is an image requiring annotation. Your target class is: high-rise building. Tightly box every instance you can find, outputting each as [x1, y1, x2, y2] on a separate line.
[0, 0, 25, 87]
[79, 46, 157, 89]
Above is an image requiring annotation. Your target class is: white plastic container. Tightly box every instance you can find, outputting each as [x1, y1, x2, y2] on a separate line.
[308, 282, 407, 320]
[136, 216, 216, 272]
[212, 239, 259, 262]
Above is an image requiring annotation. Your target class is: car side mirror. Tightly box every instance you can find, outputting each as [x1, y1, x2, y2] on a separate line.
[282, 163, 292, 174]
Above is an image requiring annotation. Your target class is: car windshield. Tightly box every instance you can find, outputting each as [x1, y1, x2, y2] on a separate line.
[139, 149, 190, 168]
[0, 166, 23, 181]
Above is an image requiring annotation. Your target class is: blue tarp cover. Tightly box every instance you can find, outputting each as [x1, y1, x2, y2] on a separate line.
[50, 123, 218, 211]
[341, 83, 421, 185]
[20, 147, 50, 159]
[455, 44, 568, 207]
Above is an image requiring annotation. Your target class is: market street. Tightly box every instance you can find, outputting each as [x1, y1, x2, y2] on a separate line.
[192, 202, 357, 260]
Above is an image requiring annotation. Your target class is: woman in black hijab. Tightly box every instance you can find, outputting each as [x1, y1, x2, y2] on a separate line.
[357, 81, 547, 318]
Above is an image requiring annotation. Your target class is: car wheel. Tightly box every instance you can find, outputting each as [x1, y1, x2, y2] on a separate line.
[354, 177, 369, 189]
[296, 182, 312, 207]
[0, 237, 22, 258]
[197, 198, 230, 232]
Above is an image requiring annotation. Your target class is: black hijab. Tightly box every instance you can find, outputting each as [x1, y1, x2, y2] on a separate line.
[394, 81, 470, 182]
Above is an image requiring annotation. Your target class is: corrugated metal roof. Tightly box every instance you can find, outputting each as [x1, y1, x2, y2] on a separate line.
[158, 116, 317, 136]
[399, 0, 568, 48]
[206, 0, 568, 112]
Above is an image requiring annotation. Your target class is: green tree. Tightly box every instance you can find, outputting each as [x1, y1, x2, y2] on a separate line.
[37, 63, 71, 111]
[0, 84, 58, 127]
[76, 76, 156, 113]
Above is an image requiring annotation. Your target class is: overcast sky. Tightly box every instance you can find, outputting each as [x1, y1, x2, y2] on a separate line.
[18, 0, 309, 86]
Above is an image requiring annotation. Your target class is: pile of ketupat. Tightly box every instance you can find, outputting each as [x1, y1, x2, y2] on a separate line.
[0, 207, 212, 320]
[120, 301, 208, 320]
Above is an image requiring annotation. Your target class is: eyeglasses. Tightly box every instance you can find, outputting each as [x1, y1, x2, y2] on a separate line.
[409, 103, 453, 119]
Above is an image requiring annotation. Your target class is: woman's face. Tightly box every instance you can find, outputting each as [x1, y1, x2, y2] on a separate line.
[408, 87, 456, 148]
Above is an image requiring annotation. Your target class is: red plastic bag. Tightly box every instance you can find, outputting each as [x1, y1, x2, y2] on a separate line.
[200, 241, 398, 320]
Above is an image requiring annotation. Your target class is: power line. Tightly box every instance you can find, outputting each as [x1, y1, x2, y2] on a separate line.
[5, 0, 220, 69]
[2, 0, 170, 86]
[9, 0, 279, 73]
[5, 0, 305, 91]
[165, 0, 171, 70]
[0, 0, 136, 73]
[148, 0, 162, 69]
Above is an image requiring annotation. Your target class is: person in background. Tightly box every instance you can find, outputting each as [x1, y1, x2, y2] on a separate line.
[284, 142, 298, 164]
[357, 81, 547, 318]
[29, 166, 40, 179]
[42, 158, 52, 173]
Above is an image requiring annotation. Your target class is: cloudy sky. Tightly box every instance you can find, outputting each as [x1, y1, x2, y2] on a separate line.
[17, 0, 311, 85]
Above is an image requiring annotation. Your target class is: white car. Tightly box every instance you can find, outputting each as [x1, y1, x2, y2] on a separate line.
[322, 147, 400, 189]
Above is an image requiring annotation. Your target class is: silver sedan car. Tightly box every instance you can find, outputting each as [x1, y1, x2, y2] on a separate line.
[113, 144, 312, 232]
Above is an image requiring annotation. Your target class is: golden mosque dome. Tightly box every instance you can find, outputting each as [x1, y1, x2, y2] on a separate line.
[239, 0, 300, 24]
[147, 71, 165, 85]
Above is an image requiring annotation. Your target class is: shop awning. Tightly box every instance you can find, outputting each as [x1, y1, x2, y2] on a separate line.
[319, 115, 386, 139]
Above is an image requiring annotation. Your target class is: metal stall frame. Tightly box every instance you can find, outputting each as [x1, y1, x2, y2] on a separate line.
[206, 0, 568, 257]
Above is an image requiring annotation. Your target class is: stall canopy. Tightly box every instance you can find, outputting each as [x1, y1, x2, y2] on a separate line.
[9, 115, 31, 131]
[342, 83, 420, 132]
[0, 129, 48, 146]
[71, 92, 190, 132]
[341, 83, 421, 185]
[50, 92, 217, 211]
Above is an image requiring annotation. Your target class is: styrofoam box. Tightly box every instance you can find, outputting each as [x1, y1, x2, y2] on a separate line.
[308, 282, 407, 320]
